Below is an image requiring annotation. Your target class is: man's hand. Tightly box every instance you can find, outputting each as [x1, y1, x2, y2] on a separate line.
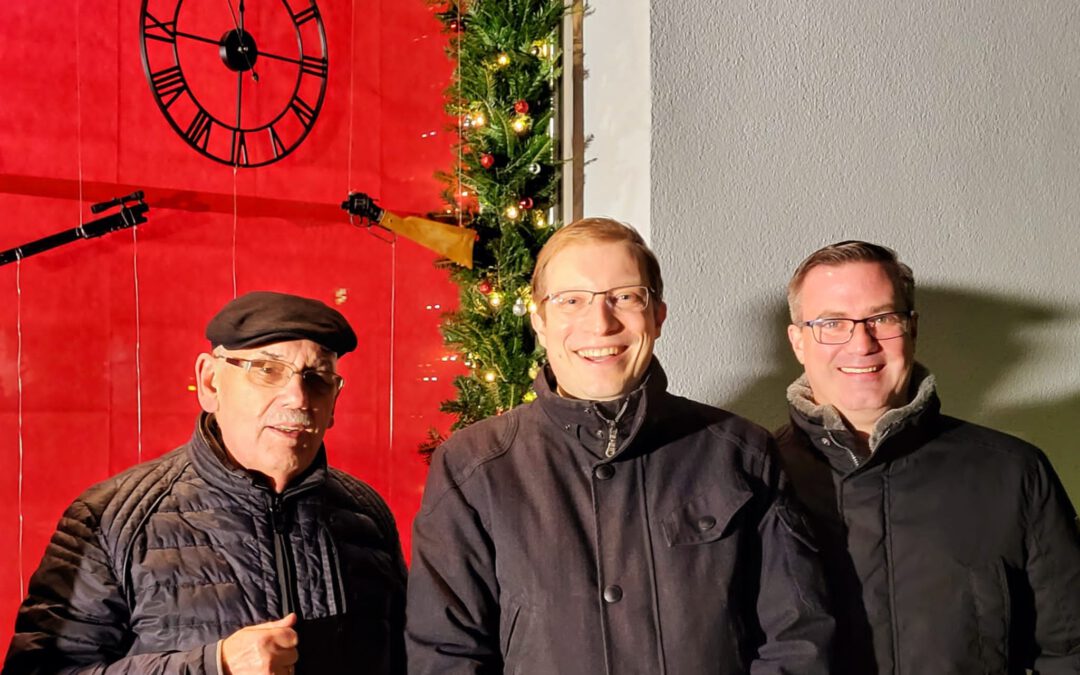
[221, 613, 299, 675]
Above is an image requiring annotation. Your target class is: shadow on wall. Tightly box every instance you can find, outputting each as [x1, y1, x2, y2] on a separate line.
[720, 286, 1080, 505]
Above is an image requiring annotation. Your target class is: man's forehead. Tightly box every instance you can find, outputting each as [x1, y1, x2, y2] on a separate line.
[545, 241, 645, 281]
[802, 262, 898, 292]
[223, 339, 337, 364]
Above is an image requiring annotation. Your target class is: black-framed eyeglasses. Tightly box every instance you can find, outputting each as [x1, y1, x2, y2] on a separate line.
[541, 285, 653, 317]
[800, 310, 914, 345]
[215, 355, 344, 394]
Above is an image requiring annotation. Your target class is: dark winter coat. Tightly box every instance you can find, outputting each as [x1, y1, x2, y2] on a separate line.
[406, 362, 834, 675]
[4, 413, 407, 675]
[775, 366, 1080, 674]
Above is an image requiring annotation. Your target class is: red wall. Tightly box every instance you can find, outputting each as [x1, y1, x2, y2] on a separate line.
[0, 0, 459, 648]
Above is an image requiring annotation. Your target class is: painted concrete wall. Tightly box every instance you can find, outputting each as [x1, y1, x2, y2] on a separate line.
[581, 0, 651, 238]
[588, 1, 1080, 500]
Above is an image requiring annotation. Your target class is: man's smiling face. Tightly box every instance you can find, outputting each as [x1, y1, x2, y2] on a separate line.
[787, 261, 917, 433]
[531, 240, 666, 401]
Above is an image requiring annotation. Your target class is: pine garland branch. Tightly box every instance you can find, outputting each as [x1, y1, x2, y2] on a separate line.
[422, 0, 567, 460]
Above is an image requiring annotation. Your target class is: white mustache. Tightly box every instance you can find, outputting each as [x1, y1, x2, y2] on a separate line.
[266, 412, 316, 429]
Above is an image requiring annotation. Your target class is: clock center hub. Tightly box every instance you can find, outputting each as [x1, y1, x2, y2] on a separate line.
[218, 30, 259, 72]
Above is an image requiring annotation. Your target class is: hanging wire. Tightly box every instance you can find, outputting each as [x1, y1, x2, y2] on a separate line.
[346, 0, 358, 192]
[132, 228, 144, 462]
[389, 228, 397, 474]
[455, 1, 464, 229]
[15, 257, 25, 594]
[231, 165, 239, 297]
[75, 0, 84, 216]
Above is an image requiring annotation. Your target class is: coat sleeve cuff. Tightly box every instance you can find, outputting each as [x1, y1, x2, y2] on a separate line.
[208, 640, 224, 675]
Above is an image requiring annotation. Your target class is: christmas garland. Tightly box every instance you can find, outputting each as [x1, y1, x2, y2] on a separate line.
[423, 0, 567, 454]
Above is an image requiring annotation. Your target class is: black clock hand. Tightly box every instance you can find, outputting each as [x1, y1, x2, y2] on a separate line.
[225, 0, 259, 81]
[236, 70, 243, 132]
[173, 30, 225, 47]
[256, 49, 326, 72]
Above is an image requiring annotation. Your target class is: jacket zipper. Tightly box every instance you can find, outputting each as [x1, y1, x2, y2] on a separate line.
[598, 398, 631, 459]
[604, 419, 618, 458]
[269, 494, 300, 616]
[827, 431, 861, 469]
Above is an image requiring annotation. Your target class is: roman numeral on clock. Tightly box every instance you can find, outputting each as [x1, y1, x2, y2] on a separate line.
[150, 66, 187, 109]
[291, 3, 319, 26]
[290, 97, 317, 129]
[184, 110, 212, 150]
[143, 12, 177, 43]
[300, 56, 328, 79]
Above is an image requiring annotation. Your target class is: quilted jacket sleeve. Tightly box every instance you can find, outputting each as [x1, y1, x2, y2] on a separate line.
[405, 445, 502, 675]
[1026, 452, 1080, 673]
[3, 498, 219, 675]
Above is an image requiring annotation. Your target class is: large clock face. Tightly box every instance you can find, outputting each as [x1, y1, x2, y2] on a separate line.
[139, 0, 328, 167]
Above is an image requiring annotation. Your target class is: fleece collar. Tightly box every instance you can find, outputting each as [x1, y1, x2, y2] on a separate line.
[786, 363, 937, 453]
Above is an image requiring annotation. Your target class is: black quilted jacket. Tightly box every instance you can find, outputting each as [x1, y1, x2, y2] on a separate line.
[4, 413, 406, 675]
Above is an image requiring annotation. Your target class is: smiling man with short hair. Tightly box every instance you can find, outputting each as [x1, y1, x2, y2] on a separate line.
[406, 218, 834, 674]
[777, 240, 1080, 674]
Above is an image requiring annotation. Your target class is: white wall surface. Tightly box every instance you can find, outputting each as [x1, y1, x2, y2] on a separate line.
[581, 0, 651, 238]
[586, 1, 1080, 499]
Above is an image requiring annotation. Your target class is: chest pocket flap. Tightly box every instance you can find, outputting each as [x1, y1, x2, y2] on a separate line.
[662, 484, 754, 546]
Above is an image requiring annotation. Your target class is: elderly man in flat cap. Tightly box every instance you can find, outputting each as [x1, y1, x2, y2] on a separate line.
[4, 291, 406, 675]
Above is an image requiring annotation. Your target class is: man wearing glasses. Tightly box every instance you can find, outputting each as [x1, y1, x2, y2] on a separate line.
[778, 241, 1080, 674]
[407, 218, 834, 674]
[5, 291, 406, 675]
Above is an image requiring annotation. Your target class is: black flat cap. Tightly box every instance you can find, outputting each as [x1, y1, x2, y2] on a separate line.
[206, 291, 357, 356]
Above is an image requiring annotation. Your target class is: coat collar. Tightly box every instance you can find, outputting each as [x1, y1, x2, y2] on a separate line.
[787, 363, 939, 454]
[188, 411, 328, 505]
[534, 359, 668, 460]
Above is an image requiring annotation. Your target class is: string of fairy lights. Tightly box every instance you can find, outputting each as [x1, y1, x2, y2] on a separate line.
[421, 0, 566, 448]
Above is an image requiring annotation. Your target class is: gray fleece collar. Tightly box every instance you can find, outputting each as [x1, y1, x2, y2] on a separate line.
[786, 363, 937, 452]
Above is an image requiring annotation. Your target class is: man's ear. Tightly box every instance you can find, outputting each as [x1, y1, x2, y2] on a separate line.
[787, 324, 807, 365]
[327, 392, 341, 430]
[194, 353, 220, 413]
[530, 308, 548, 349]
[653, 301, 668, 337]
[909, 311, 919, 342]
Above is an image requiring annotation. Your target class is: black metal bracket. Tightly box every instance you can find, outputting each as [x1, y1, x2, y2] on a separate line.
[0, 190, 151, 267]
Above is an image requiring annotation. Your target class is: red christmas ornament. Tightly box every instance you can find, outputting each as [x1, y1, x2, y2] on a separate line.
[480, 153, 495, 169]
[514, 99, 530, 114]
[518, 197, 534, 209]
[478, 279, 493, 294]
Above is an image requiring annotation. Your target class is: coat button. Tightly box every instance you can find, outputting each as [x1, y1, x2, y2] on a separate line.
[820, 437, 831, 446]
[594, 464, 615, 480]
[697, 515, 717, 532]
[603, 585, 623, 603]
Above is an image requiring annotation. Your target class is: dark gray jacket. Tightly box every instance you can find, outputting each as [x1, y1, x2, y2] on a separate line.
[4, 413, 406, 675]
[407, 362, 834, 674]
[776, 366, 1080, 674]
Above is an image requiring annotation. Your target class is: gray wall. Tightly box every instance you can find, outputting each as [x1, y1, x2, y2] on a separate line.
[587, 1, 1080, 501]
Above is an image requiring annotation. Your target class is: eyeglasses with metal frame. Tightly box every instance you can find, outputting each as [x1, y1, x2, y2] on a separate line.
[215, 355, 344, 394]
[800, 310, 914, 345]
[541, 285, 654, 316]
